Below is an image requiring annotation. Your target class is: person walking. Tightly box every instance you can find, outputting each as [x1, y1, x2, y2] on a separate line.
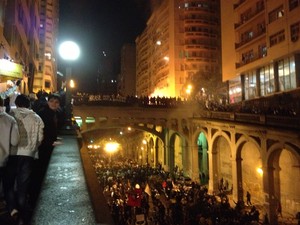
[3, 94, 44, 224]
[0, 97, 20, 192]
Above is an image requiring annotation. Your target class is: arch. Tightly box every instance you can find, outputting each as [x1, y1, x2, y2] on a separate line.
[211, 134, 232, 193]
[241, 142, 263, 204]
[267, 142, 300, 223]
[235, 135, 263, 204]
[169, 132, 186, 174]
[196, 132, 209, 185]
[155, 137, 164, 167]
[148, 137, 154, 166]
[236, 134, 261, 157]
[211, 130, 231, 154]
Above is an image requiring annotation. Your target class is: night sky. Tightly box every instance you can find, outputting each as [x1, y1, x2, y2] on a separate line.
[58, 0, 151, 92]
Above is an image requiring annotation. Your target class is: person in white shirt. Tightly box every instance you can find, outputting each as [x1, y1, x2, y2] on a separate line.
[3, 94, 44, 224]
[0, 97, 19, 178]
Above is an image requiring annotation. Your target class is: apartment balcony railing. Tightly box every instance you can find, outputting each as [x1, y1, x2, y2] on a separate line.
[197, 111, 300, 130]
[235, 28, 266, 49]
[235, 51, 267, 68]
[184, 19, 218, 26]
[185, 31, 218, 38]
[233, 0, 247, 9]
[234, 6, 265, 29]
[184, 44, 217, 50]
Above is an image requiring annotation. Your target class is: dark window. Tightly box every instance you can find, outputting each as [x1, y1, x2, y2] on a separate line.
[45, 81, 51, 88]
[270, 30, 285, 46]
[289, 0, 300, 11]
[291, 21, 300, 42]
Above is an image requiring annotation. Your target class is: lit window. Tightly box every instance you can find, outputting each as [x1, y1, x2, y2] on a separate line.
[269, 5, 284, 23]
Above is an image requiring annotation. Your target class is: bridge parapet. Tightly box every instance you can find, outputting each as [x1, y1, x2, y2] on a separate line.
[73, 104, 300, 133]
[73, 105, 199, 135]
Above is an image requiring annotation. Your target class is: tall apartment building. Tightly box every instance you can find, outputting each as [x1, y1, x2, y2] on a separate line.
[136, 0, 221, 99]
[119, 43, 136, 97]
[0, 0, 59, 94]
[221, 0, 300, 103]
[34, 0, 59, 93]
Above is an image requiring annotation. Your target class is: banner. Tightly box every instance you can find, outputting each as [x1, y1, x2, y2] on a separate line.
[0, 59, 23, 79]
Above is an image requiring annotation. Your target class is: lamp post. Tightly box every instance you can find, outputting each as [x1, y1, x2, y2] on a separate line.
[58, 41, 80, 128]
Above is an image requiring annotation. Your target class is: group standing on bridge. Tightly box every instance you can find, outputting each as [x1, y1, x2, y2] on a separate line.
[0, 86, 64, 225]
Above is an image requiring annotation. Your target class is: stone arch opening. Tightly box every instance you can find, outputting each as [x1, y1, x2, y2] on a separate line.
[169, 133, 185, 174]
[268, 144, 300, 221]
[240, 142, 263, 205]
[155, 137, 164, 167]
[197, 132, 209, 185]
[148, 137, 154, 166]
[211, 135, 232, 193]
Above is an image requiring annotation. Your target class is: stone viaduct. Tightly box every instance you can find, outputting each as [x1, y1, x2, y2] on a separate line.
[73, 103, 300, 224]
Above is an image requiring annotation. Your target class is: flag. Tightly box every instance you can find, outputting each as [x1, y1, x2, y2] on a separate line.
[144, 183, 151, 196]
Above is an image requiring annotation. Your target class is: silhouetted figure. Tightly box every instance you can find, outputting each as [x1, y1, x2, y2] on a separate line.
[277, 201, 282, 217]
[263, 213, 269, 224]
[246, 191, 252, 205]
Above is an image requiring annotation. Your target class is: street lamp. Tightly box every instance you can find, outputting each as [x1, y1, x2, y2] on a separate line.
[105, 141, 119, 164]
[58, 41, 80, 128]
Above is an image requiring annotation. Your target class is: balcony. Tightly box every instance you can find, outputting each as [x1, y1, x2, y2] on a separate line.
[235, 51, 267, 68]
[235, 28, 266, 49]
[234, 6, 265, 29]
[233, 0, 247, 10]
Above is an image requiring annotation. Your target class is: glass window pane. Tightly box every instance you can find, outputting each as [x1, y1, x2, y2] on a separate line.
[260, 68, 265, 96]
[269, 65, 275, 93]
[290, 56, 297, 89]
[278, 60, 285, 91]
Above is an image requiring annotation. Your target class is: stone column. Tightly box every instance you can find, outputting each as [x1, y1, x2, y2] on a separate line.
[236, 156, 244, 202]
[191, 145, 199, 182]
[208, 147, 219, 194]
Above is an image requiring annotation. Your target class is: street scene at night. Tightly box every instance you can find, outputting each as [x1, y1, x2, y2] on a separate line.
[0, 0, 300, 225]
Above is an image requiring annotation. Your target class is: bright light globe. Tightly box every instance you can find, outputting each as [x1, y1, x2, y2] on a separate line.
[59, 41, 80, 61]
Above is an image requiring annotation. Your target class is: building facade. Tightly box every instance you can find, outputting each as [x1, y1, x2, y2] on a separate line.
[136, 0, 221, 99]
[0, 0, 59, 95]
[34, 0, 59, 93]
[221, 0, 300, 103]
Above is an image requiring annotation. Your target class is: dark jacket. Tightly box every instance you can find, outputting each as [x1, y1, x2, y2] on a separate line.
[37, 105, 59, 148]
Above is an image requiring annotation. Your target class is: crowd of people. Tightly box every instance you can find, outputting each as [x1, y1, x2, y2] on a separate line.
[87, 150, 264, 225]
[0, 82, 65, 225]
[72, 91, 299, 117]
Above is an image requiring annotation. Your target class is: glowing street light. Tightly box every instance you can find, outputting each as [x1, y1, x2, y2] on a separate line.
[186, 84, 193, 99]
[59, 41, 80, 61]
[58, 41, 80, 128]
[70, 79, 75, 89]
[105, 141, 119, 164]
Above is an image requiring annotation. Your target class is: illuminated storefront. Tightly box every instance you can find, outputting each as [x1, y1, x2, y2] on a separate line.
[0, 59, 24, 93]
